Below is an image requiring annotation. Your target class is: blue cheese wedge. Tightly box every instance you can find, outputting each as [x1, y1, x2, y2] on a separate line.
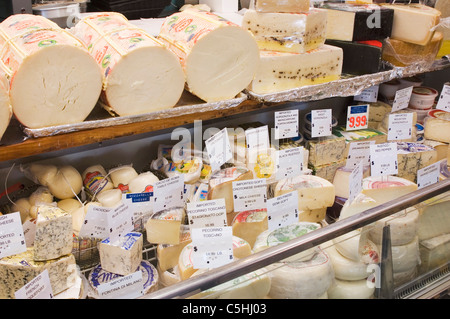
[99, 232, 143, 276]
[34, 205, 73, 261]
[0, 248, 77, 299]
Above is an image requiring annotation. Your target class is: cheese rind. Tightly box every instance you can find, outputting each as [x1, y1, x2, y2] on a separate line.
[424, 112, 450, 144]
[232, 209, 268, 248]
[325, 244, 371, 281]
[145, 207, 185, 245]
[47, 166, 83, 200]
[243, 9, 327, 53]
[391, 236, 420, 273]
[157, 225, 192, 272]
[248, 45, 343, 94]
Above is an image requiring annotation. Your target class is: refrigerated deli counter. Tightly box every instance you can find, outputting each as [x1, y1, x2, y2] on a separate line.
[0, 4, 450, 300]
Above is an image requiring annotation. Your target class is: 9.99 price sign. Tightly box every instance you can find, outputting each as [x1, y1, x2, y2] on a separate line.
[346, 105, 369, 131]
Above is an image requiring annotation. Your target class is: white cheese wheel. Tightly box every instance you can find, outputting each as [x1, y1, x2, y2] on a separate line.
[57, 198, 82, 214]
[11, 197, 31, 223]
[128, 171, 160, 193]
[333, 230, 380, 264]
[339, 193, 379, 220]
[47, 166, 83, 200]
[159, 9, 260, 102]
[327, 278, 375, 299]
[267, 249, 334, 299]
[28, 186, 54, 206]
[325, 244, 371, 281]
[391, 236, 421, 273]
[96, 189, 123, 207]
[393, 265, 417, 287]
[108, 165, 138, 190]
[72, 12, 185, 116]
[0, 68, 11, 141]
[0, 14, 102, 129]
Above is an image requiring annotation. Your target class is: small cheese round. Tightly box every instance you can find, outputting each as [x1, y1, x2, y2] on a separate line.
[327, 278, 375, 299]
[57, 198, 82, 214]
[109, 166, 138, 189]
[128, 171, 160, 193]
[28, 186, 53, 206]
[47, 166, 83, 200]
[11, 197, 31, 223]
[325, 244, 371, 281]
[96, 189, 123, 207]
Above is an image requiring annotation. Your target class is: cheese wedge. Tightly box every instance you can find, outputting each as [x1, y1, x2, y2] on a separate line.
[158, 9, 259, 102]
[72, 12, 185, 116]
[157, 225, 192, 272]
[232, 209, 268, 248]
[396, 142, 438, 183]
[0, 14, 102, 129]
[145, 207, 185, 245]
[424, 111, 450, 144]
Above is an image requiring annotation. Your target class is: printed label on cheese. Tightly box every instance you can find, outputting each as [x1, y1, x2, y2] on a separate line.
[96, 270, 144, 299]
[187, 199, 228, 229]
[417, 162, 440, 189]
[267, 192, 299, 231]
[274, 110, 299, 139]
[153, 175, 185, 213]
[191, 226, 234, 269]
[14, 269, 53, 299]
[387, 112, 413, 141]
[0, 212, 27, 258]
[311, 109, 332, 137]
[232, 179, 267, 212]
[370, 142, 398, 176]
[436, 83, 450, 112]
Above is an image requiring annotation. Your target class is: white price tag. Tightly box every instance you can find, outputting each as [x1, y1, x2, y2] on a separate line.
[191, 227, 234, 269]
[276, 147, 304, 180]
[311, 109, 332, 137]
[122, 192, 153, 231]
[205, 128, 233, 172]
[107, 202, 134, 242]
[417, 162, 440, 189]
[370, 143, 398, 176]
[345, 140, 375, 169]
[346, 104, 369, 131]
[274, 110, 299, 139]
[387, 112, 413, 141]
[0, 212, 27, 258]
[14, 269, 53, 299]
[22, 218, 36, 247]
[245, 125, 270, 150]
[349, 161, 363, 203]
[232, 179, 267, 212]
[391, 86, 413, 112]
[436, 83, 450, 112]
[79, 205, 110, 239]
[267, 192, 299, 231]
[187, 199, 228, 229]
[354, 85, 379, 102]
[97, 270, 144, 299]
[153, 175, 185, 213]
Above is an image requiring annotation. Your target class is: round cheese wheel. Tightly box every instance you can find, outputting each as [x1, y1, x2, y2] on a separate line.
[57, 198, 82, 214]
[325, 244, 371, 281]
[391, 236, 420, 273]
[333, 230, 380, 264]
[23, 163, 58, 186]
[128, 172, 160, 193]
[47, 166, 83, 200]
[0, 69, 11, 141]
[1, 15, 103, 129]
[109, 165, 138, 189]
[28, 186, 53, 206]
[327, 278, 375, 299]
[11, 197, 31, 223]
[96, 189, 123, 207]
[82, 165, 113, 196]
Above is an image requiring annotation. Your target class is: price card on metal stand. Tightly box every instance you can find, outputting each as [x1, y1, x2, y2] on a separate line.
[191, 226, 234, 269]
[436, 82, 450, 112]
[369, 143, 398, 176]
[311, 109, 332, 137]
[274, 110, 299, 139]
[346, 104, 369, 131]
[267, 191, 299, 231]
[417, 162, 440, 189]
[391, 86, 413, 112]
[348, 161, 363, 203]
[387, 112, 413, 141]
[354, 85, 379, 102]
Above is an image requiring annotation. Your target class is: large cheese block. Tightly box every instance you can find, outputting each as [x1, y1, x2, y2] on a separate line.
[422, 139, 449, 161]
[325, 244, 371, 281]
[306, 135, 347, 166]
[396, 142, 438, 182]
[231, 208, 268, 248]
[419, 233, 450, 273]
[309, 159, 346, 183]
[72, 12, 184, 116]
[157, 225, 192, 272]
[0, 14, 102, 129]
[0, 248, 77, 299]
[266, 248, 334, 299]
[327, 278, 375, 299]
[274, 175, 335, 210]
[253, 222, 321, 262]
[34, 205, 73, 261]
[321, 3, 394, 41]
[207, 167, 253, 214]
[98, 232, 143, 276]
[253, 0, 310, 13]
[145, 207, 185, 245]
[248, 45, 343, 94]
[380, 3, 441, 46]
[0, 67, 12, 141]
[158, 9, 259, 102]
[417, 199, 450, 241]
[367, 100, 392, 122]
[82, 165, 113, 197]
[424, 110, 450, 144]
[368, 207, 419, 246]
[382, 31, 443, 67]
[361, 176, 418, 204]
[242, 9, 327, 53]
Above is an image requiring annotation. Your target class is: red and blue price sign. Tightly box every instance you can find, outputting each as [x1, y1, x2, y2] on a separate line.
[346, 104, 369, 131]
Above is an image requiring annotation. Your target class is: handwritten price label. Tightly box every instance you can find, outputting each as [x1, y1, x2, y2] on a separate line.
[346, 105, 368, 131]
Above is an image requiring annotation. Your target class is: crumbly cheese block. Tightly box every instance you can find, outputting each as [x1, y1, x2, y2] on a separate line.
[253, 222, 321, 262]
[0, 67, 12, 141]
[380, 3, 441, 46]
[207, 167, 253, 214]
[368, 207, 419, 246]
[248, 45, 343, 94]
[0, 248, 77, 299]
[322, 3, 394, 41]
[332, 126, 387, 158]
[309, 159, 346, 183]
[72, 12, 184, 116]
[266, 249, 334, 299]
[232, 209, 268, 248]
[417, 199, 450, 241]
[339, 193, 379, 220]
[163, 157, 203, 184]
[34, 205, 73, 261]
[254, 0, 310, 13]
[391, 236, 420, 273]
[327, 278, 375, 299]
[325, 244, 371, 281]
[82, 165, 113, 197]
[99, 232, 143, 276]
[274, 175, 335, 210]
[108, 165, 139, 192]
[367, 100, 392, 122]
[0, 14, 102, 129]
[424, 111, 450, 144]
[190, 267, 271, 299]
[46, 165, 83, 200]
[422, 139, 449, 161]
[87, 260, 158, 299]
[396, 142, 438, 182]
[361, 176, 418, 204]
[419, 233, 450, 273]
[157, 225, 192, 272]
[333, 166, 371, 199]
[96, 188, 123, 207]
[306, 135, 347, 166]
[333, 230, 380, 264]
[158, 9, 259, 102]
[242, 9, 327, 53]
[145, 207, 185, 245]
